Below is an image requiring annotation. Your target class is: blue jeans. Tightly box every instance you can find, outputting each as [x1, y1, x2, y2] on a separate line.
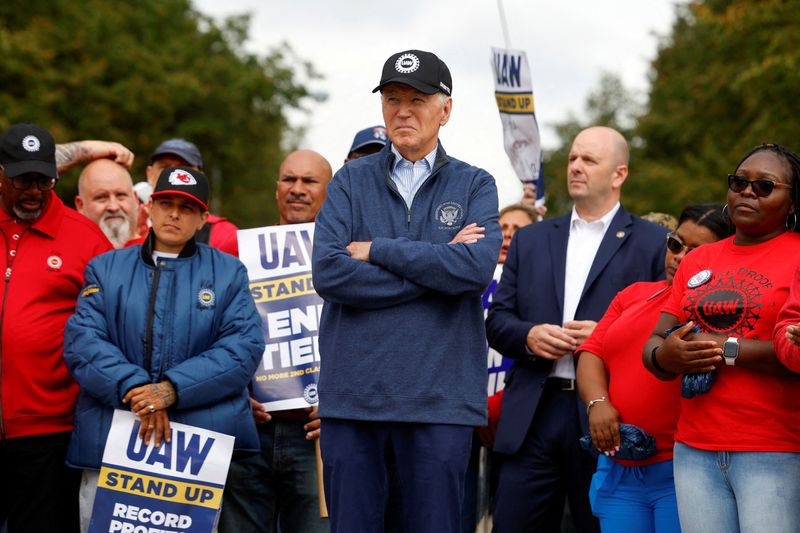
[218, 418, 329, 533]
[673, 442, 800, 533]
[589, 456, 680, 533]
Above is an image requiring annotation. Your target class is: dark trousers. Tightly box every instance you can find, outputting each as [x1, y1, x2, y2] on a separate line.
[219, 418, 329, 533]
[0, 431, 80, 533]
[321, 419, 472, 533]
[493, 383, 600, 533]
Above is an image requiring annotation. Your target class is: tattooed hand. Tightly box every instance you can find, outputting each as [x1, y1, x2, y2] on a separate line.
[123, 380, 177, 416]
[55, 140, 134, 173]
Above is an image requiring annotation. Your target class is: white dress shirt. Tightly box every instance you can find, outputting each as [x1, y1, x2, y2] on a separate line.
[389, 144, 438, 209]
[551, 202, 621, 379]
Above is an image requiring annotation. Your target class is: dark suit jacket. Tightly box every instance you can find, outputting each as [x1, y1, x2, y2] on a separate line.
[486, 206, 668, 455]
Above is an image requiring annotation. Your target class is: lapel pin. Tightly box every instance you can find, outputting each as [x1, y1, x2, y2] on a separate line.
[615, 231, 625, 238]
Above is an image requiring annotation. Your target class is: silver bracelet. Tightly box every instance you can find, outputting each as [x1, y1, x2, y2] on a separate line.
[586, 396, 607, 416]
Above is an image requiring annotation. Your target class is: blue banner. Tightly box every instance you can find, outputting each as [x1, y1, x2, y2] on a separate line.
[483, 265, 513, 395]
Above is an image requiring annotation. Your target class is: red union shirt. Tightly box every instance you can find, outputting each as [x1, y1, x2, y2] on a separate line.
[663, 232, 800, 451]
[0, 193, 111, 438]
[578, 280, 680, 466]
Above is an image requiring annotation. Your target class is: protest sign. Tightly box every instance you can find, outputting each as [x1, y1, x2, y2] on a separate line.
[482, 264, 513, 395]
[238, 223, 323, 411]
[88, 410, 234, 533]
[491, 47, 545, 203]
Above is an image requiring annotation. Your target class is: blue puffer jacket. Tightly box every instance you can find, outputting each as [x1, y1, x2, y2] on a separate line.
[63, 234, 264, 469]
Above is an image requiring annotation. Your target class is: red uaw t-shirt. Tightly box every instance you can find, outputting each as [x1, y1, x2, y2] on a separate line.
[578, 280, 681, 466]
[663, 232, 800, 452]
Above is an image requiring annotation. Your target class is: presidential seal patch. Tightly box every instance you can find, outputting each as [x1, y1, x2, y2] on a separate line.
[198, 288, 216, 308]
[435, 202, 463, 228]
[303, 383, 319, 405]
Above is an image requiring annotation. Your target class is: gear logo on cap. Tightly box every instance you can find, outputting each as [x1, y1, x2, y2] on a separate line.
[168, 169, 197, 186]
[395, 53, 420, 74]
[22, 135, 41, 152]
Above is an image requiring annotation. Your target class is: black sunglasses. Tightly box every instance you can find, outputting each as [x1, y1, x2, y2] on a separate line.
[727, 174, 792, 198]
[9, 175, 56, 191]
[666, 233, 693, 255]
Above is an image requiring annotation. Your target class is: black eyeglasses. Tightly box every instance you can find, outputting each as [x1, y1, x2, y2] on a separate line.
[9, 175, 56, 191]
[666, 233, 693, 255]
[727, 174, 792, 198]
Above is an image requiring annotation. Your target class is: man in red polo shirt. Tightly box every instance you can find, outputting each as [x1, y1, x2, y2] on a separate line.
[0, 123, 112, 532]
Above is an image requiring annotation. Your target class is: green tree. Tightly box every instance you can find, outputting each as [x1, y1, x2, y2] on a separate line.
[636, 0, 800, 215]
[0, 0, 311, 227]
[542, 72, 642, 216]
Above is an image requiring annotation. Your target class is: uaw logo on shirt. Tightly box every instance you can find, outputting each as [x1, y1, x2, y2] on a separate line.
[684, 268, 764, 335]
[395, 53, 420, 74]
[46, 254, 63, 271]
[168, 169, 197, 186]
[197, 287, 216, 309]
[435, 201, 464, 229]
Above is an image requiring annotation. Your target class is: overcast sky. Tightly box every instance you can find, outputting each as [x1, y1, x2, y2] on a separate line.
[193, 0, 682, 207]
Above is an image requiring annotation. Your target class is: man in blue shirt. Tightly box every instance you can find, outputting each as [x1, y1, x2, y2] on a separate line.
[312, 49, 501, 532]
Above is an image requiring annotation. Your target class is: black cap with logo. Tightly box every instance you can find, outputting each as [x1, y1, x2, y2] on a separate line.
[150, 166, 209, 211]
[0, 123, 58, 179]
[372, 50, 452, 96]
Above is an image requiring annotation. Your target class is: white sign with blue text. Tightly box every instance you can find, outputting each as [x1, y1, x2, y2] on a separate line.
[88, 410, 234, 533]
[238, 223, 323, 411]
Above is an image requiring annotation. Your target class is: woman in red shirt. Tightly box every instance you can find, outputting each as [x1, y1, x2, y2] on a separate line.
[643, 144, 800, 533]
[576, 204, 729, 533]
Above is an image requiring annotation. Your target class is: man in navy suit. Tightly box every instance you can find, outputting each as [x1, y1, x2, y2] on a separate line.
[486, 126, 668, 532]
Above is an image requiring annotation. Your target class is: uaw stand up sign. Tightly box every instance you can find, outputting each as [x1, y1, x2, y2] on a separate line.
[238, 223, 323, 411]
[88, 410, 234, 533]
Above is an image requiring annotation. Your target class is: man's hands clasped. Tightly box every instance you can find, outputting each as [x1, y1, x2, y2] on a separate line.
[123, 380, 177, 448]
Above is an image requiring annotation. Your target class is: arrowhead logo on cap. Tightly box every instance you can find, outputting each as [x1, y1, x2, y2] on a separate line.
[168, 169, 197, 186]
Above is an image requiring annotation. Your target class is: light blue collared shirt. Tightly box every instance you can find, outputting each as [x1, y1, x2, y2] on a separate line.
[390, 143, 438, 209]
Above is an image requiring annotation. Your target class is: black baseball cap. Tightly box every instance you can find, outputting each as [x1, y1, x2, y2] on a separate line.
[372, 50, 452, 96]
[150, 166, 209, 211]
[150, 138, 204, 169]
[0, 123, 58, 179]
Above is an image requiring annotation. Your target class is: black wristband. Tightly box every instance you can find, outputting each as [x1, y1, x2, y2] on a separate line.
[650, 345, 670, 374]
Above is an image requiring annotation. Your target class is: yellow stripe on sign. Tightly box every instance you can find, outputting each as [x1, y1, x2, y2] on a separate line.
[249, 273, 315, 303]
[495, 92, 535, 114]
[98, 467, 223, 509]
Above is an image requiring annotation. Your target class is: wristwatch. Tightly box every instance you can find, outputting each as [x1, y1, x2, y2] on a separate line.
[722, 337, 739, 366]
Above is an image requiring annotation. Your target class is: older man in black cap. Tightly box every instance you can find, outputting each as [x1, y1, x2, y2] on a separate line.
[312, 50, 501, 532]
[145, 138, 239, 255]
[0, 123, 112, 533]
